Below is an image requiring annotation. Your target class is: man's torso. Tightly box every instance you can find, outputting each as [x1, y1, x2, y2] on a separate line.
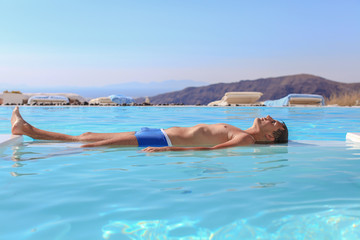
[164, 123, 247, 146]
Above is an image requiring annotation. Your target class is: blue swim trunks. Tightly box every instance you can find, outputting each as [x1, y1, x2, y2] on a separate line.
[134, 127, 172, 147]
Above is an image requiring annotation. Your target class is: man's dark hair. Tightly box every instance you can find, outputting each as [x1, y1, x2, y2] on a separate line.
[273, 121, 288, 143]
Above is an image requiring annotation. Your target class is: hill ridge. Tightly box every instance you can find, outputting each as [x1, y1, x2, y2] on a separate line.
[137, 74, 360, 105]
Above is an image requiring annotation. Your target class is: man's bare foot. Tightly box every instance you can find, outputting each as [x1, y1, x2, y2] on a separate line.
[11, 107, 29, 135]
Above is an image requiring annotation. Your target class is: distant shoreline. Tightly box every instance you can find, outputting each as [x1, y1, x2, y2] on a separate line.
[1, 105, 359, 108]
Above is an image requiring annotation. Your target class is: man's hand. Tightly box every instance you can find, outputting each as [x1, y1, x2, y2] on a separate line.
[142, 146, 170, 152]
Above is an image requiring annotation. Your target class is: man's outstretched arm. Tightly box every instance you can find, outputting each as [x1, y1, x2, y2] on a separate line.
[142, 136, 254, 152]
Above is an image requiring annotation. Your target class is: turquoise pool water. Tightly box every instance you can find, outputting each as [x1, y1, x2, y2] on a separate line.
[0, 106, 360, 239]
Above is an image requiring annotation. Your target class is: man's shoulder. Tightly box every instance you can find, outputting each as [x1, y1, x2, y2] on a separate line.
[233, 132, 255, 145]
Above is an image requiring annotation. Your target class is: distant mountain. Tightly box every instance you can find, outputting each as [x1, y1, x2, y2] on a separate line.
[3, 79, 207, 98]
[136, 74, 360, 105]
[101, 79, 207, 98]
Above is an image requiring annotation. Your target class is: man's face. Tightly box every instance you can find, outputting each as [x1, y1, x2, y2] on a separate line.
[255, 115, 285, 133]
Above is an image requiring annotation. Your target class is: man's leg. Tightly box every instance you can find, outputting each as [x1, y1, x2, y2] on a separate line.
[81, 135, 138, 147]
[11, 107, 136, 143]
[77, 132, 136, 142]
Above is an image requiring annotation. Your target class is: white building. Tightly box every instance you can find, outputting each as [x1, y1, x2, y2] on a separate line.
[1, 92, 25, 105]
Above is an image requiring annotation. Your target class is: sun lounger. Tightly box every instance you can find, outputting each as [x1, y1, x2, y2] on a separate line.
[208, 92, 263, 106]
[109, 95, 135, 105]
[27, 95, 69, 105]
[23, 93, 86, 105]
[89, 97, 117, 106]
[264, 94, 325, 107]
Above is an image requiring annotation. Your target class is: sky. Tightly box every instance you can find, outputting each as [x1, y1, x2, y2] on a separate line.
[1, 0, 360, 92]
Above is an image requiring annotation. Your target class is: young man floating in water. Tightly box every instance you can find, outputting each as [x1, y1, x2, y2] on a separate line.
[11, 107, 288, 152]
